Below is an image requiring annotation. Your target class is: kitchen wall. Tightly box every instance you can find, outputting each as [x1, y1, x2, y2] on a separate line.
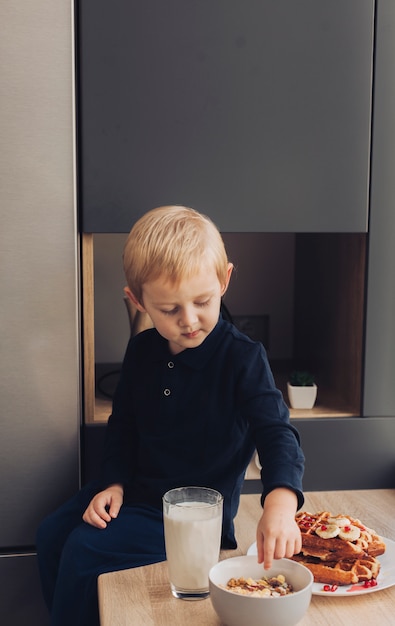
[93, 232, 295, 364]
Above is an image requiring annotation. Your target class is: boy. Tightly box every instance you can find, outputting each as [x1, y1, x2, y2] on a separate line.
[37, 206, 304, 626]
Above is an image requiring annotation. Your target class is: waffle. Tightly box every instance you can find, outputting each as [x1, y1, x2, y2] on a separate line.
[292, 553, 381, 586]
[295, 511, 386, 561]
[353, 519, 387, 557]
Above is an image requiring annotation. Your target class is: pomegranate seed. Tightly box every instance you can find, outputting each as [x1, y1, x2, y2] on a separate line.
[344, 526, 351, 532]
[321, 525, 327, 531]
[323, 585, 331, 592]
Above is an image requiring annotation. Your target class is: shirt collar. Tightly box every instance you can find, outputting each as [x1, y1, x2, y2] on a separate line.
[154, 316, 227, 370]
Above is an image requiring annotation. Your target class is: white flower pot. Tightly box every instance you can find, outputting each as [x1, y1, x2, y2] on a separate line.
[287, 382, 317, 409]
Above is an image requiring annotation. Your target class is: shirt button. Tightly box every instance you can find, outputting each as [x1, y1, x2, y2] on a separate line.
[164, 388, 171, 396]
[167, 361, 174, 368]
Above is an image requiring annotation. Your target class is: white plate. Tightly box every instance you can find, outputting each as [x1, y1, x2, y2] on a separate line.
[247, 537, 395, 596]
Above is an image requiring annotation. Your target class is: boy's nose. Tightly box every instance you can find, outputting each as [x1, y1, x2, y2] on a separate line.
[179, 307, 198, 327]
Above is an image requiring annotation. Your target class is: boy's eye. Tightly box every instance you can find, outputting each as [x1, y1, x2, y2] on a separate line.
[160, 300, 210, 315]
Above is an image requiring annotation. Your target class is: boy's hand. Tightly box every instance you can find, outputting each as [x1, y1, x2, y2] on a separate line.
[82, 484, 124, 529]
[256, 488, 302, 570]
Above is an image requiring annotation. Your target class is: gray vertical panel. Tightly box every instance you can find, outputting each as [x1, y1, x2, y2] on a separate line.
[364, 1, 395, 416]
[0, 1, 80, 547]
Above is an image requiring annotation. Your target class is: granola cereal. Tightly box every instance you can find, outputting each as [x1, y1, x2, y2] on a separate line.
[225, 574, 294, 597]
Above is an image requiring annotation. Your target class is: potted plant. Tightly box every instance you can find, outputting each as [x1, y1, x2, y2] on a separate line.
[287, 370, 317, 409]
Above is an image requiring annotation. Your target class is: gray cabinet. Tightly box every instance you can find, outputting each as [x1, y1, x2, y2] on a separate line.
[77, 0, 374, 233]
[79, 1, 395, 490]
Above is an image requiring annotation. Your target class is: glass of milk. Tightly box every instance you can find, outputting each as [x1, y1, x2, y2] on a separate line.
[163, 486, 223, 600]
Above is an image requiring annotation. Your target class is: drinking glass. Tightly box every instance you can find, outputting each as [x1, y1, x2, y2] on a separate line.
[163, 486, 223, 600]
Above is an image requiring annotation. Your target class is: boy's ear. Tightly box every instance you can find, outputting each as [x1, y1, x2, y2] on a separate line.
[123, 287, 146, 313]
[221, 263, 234, 296]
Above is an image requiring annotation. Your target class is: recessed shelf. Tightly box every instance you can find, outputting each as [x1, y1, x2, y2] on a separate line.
[84, 233, 366, 424]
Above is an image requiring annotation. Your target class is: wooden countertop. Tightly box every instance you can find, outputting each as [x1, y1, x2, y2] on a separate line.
[98, 489, 395, 625]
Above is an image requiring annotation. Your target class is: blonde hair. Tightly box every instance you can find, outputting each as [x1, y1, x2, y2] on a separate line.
[123, 206, 229, 302]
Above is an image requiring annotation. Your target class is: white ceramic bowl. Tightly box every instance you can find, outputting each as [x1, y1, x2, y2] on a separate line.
[209, 555, 313, 626]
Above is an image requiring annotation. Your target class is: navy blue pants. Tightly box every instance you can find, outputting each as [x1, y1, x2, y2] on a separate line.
[36, 482, 166, 626]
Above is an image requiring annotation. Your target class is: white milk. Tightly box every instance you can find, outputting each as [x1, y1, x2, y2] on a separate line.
[164, 501, 222, 591]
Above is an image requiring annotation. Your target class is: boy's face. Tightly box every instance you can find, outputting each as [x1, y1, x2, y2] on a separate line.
[126, 263, 232, 355]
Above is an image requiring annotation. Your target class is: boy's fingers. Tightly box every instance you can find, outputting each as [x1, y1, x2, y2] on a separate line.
[263, 537, 275, 570]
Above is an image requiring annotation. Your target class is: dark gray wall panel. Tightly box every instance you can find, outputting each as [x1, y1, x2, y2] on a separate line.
[77, 0, 373, 233]
[364, 0, 395, 416]
[84, 419, 395, 494]
[295, 417, 395, 491]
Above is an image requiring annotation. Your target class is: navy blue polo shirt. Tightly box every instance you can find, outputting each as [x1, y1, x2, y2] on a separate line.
[100, 316, 304, 548]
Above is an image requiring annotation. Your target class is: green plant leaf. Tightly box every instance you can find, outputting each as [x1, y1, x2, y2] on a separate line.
[289, 370, 315, 386]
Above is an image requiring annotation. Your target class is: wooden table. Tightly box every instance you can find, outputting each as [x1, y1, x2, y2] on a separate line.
[98, 490, 395, 625]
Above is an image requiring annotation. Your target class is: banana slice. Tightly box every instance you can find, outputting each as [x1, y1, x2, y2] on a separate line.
[338, 524, 361, 541]
[315, 523, 340, 539]
[327, 516, 351, 527]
